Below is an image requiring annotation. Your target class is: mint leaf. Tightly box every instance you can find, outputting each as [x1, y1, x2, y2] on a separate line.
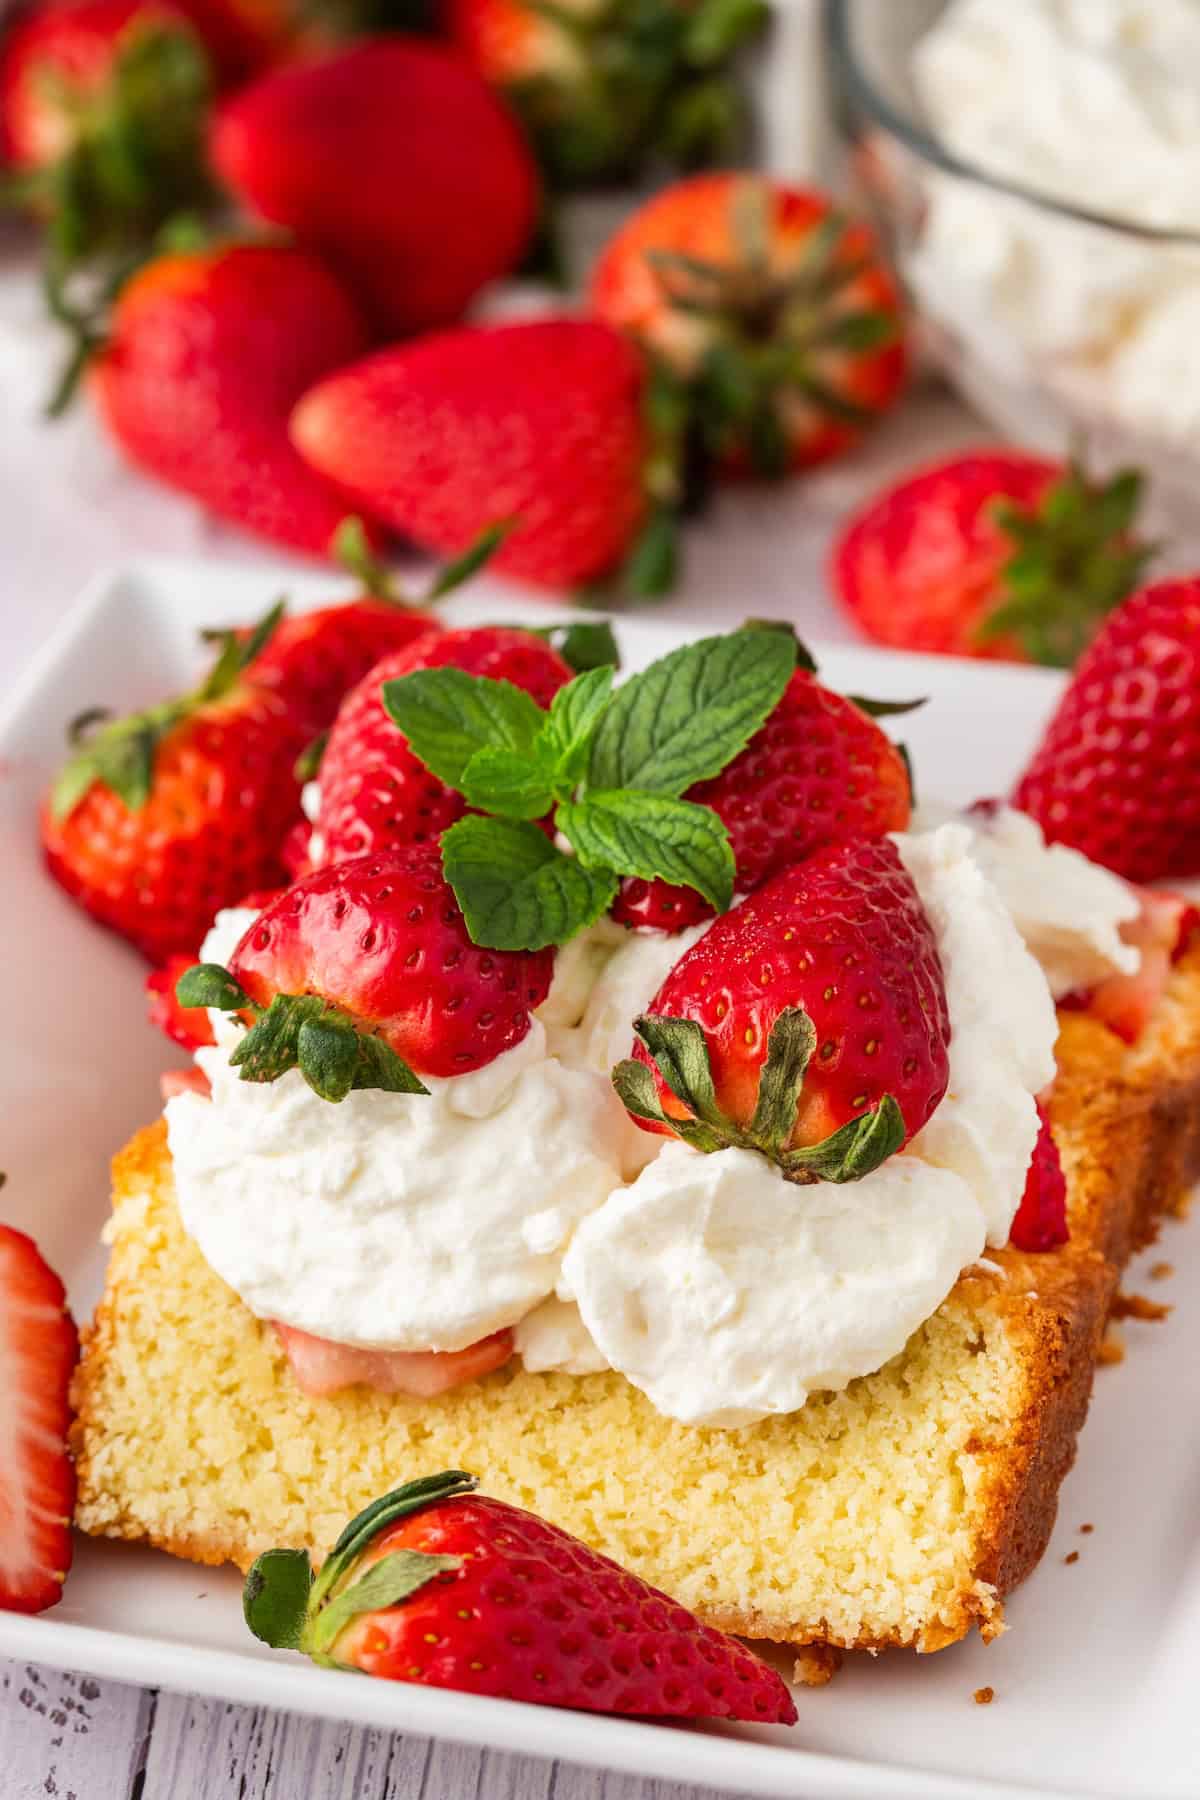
[538, 666, 615, 785]
[461, 746, 557, 820]
[559, 790, 734, 912]
[382, 670, 544, 792]
[587, 628, 793, 796]
[442, 816, 618, 951]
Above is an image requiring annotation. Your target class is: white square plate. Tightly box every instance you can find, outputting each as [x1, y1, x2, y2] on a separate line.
[1, 559, 1197, 1800]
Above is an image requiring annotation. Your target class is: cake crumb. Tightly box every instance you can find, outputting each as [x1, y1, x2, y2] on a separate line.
[973, 1686, 995, 1706]
[792, 1645, 843, 1687]
[1079, 1523, 1094, 1535]
[1098, 1332, 1125, 1365]
[1110, 1291, 1172, 1322]
[1064, 1550, 1080, 1565]
[1150, 1261, 1175, 1281]
[1173, 1190, 1193, 1221]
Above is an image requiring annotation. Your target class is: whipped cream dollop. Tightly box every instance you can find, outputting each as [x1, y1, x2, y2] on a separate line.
[909, 0, 1200, 449]
[514, 1294, 610, 1376]
[167, 1013, 636, 1352]
[566, 917, 711, 1076]
[925, 803, 1140, 998]
[562, 1142, 986, 1428]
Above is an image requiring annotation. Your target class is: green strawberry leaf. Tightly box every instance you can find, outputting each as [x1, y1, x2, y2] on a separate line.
[587, 627, 793, 796]
[610, 1056, 729, 1154]
[243, 1548, 313, 1650]
[307, 1551, 462, 1659]
[175, 962, 256, 1013]
[782, 1095, 906, 1184]
[460, 746, 558, 820]
[845, 694, 926, 720]
[740, 618, 818, 673]
[747, 1007, 816, 1154]
[382, 670, 545, 791]
[538, 666, 615, 786]
[426, 520, 514, 600]
[442, 816, 618, 952]
[230, 994, 428, 1102]
[630, 1014, 725, 1128]
[494, 619, 621, 674]
[559, 790, 733, 912]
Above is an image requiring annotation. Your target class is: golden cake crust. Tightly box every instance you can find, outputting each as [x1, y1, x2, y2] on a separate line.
[71, 948, 1200, 1653]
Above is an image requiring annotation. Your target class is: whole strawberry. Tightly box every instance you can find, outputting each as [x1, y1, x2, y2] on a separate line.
[832, 450, 1151, 666]
[613, 651, 913, 930]
[0, 1198, 78, 1616]
[42, 608, 308, 962]
[0, 0, 213, 273]
[209, 38, 538, 337]
[590, 173, 905, 476]
[1013, 579, 1200, 880]
[88, 245, 375, 554]
[445, 0, 767, 187]
[615, 837, 951, 1183]
[291, 319, 668, 592]
[244, 1471, 796, 1722]
[182, 844, 554, 1089]
[311, 625, 572, 866]
[1009, 1104, 1068, 1254]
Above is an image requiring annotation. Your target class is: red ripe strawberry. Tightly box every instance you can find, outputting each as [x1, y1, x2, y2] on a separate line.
[612, 664, 913, 931]
[147, 951, 216, 1049]
[89, 246, 375, 555]
[445, 0, 767, 187]
[1066, 889, 1200, 1045]
[1009, 1103, 1068, 1253]
[0, 0, 213, 270]
[0, 1210, 78, 1615]
[274, 1323, 514, 1399]
[831, 450, 1151, 666]
[42, 610, 308, 962]
[291, 320, 658, 591]
[1013, 579, 1200, 880]
[616, 837, 950, 1182]
[244, 1470, 797, 1722]
[315, 625, 572, 866]
[590, 173, 905, 476]
[193, 845, 554, 1085]
[209, 38, 538, 337]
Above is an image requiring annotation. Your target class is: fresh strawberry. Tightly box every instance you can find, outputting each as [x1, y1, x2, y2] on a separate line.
[589, 173, 906, 476]
[42, 607, 308, 962]
[182, 844, 554, 1089]
[445, 0, 767, 187]
[209, 38, 538, 337]
[831, 450, 1151, 666]
[1009, 1103, 1068, 1253]
[1067, 888, 1200, 1045]
[160, 1064, 212, 1099]
[0, 1206, 78, 1615]
[244, 1470, 797, 1721]
[88, 245, 375, 554]
[1013, 579, 1200, 880]
[147, 952, 216, 1049]
[0, 0, 213, 272]
[615, 837, 950, 1182]
[612, 658, 913, 930]
[313, 625, 572, 866]
[274, 1323, 513, 1398]
[291, 319, 668, 592]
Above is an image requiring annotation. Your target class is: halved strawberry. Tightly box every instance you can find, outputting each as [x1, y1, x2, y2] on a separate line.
[274, 1322, 514, 1398]
[1074, 889, 1200, 1044]
[0, 1218, 79, 1614]
[1009, 1103, 1068, 1253]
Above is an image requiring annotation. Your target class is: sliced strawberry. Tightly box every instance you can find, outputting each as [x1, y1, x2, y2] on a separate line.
[0, 1224, 78, 1614]
[1078, 888, 1200, 1044]
[161, 1066, 212, 1101]
[275, 1322, 514, 1398]
[147, 952, 216, 1050]
[1010, 1103, 1068, 1253]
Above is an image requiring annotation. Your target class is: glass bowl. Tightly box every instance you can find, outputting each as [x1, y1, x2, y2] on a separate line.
[826, 0, 1200, 533]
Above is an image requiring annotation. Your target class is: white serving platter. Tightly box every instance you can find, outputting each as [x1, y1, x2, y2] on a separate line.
[1, 557, 1197, 1800]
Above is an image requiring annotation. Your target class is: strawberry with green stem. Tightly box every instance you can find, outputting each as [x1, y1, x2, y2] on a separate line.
[832, 449, 1153, 666]
[612, 836, 951, 1185]
[244, 1470, 796, 1720]
[383, 623, 798, 952]
[590, 173, 906, 476]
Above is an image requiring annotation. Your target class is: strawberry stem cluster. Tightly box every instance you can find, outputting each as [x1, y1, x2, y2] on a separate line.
[383, 624, 797, 951]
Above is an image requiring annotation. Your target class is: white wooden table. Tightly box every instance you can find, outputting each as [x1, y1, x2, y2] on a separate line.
[0, 265, 993, 1797]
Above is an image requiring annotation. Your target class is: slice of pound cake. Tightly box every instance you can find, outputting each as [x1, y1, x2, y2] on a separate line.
[72, 942, 1200, 1654]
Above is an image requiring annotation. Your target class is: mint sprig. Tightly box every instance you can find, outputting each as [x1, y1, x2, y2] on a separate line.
[383, 626, 794, 952]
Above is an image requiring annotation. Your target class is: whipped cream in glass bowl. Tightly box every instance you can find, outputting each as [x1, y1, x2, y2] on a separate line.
[829, 0, 1200, 533]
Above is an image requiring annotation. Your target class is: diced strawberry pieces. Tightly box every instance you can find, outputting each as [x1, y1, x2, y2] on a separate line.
[1010, 1103, 1068, 1253]
[1079, 887, 1200, 1044]
[0, 1226, 78, 1614]
[275, 1322, 513, 1398]
[146, 953, 215, 1051]
[160, 1066, 212, 1101]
